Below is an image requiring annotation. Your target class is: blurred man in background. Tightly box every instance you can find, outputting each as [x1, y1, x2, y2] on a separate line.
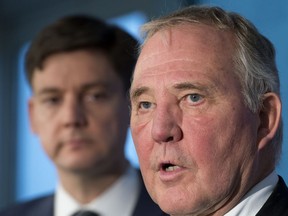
[0, 15, 165, 216]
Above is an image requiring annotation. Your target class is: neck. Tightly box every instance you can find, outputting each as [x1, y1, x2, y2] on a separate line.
[58, 163, 129, 204]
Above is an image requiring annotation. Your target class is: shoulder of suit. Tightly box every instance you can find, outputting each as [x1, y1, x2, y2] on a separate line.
[0, 194, 54, 216]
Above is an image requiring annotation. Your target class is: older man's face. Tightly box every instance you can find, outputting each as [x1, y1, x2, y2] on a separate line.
[130, 24, 261, 215]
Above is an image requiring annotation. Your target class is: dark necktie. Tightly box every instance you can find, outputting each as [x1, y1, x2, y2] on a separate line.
[71, 210, 100, 216]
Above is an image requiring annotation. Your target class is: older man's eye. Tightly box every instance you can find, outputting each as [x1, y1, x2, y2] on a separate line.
[139, 101, 152, 110]
[186, 94, 203, 104]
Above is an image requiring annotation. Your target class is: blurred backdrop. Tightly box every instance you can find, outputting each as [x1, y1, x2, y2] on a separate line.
[0, 0, 287, 210]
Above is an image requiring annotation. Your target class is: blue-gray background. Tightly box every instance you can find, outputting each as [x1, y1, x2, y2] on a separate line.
[0, 0, 287, 210]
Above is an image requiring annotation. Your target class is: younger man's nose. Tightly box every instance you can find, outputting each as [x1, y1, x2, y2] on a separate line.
[60, 97, 87, 128]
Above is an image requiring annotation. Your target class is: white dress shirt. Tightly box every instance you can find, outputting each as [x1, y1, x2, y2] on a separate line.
[54, 165, 140, 216]
[225, 170, 278, 216]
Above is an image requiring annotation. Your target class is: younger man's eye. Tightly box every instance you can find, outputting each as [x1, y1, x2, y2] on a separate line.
[86, 92, 109, 102]
[42, 96, 61, 105]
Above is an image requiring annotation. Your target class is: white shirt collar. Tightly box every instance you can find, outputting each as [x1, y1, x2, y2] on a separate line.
[54, 165, 140, 216]
[224, 170, 278, 216]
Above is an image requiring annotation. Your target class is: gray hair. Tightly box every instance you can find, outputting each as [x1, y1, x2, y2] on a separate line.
[140, 5, 282, 162]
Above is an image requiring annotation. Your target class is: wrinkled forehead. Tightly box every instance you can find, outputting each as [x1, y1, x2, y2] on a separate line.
[135, 50, 198, 77]
[134, 24, 234, 80]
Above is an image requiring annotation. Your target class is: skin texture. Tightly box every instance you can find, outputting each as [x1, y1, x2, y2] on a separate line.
[130, 24, 281, 215]
[29, 50, 129, 203]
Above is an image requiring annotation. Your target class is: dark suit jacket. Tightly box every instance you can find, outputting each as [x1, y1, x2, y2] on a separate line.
[256, 176, 288, 216]
[0, 173, 167, 216]
[2, 176, 288, 216]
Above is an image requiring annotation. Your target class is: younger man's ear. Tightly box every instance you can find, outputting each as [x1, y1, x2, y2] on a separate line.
[28, 98, 38, 134]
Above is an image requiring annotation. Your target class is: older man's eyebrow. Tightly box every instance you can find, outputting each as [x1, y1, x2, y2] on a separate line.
[173, 82, 210, 92]
[130, 86, 149, 101]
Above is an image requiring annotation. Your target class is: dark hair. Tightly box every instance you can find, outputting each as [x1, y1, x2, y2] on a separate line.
[26, 15, 138, 93]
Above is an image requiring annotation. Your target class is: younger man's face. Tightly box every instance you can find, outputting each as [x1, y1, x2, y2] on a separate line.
[29, 50, 129, 177]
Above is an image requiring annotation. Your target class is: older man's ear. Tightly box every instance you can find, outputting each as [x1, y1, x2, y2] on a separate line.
[257, 92, 282, 150]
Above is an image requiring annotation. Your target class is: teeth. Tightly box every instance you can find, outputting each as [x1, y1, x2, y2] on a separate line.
[165, 165, 180, 172]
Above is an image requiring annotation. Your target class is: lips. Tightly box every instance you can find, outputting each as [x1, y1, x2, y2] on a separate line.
[161, 163, 181, 172]
[156, 160, 187, 182]
[63, 137, 91, 149]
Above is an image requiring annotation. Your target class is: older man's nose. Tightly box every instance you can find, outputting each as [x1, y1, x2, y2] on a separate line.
[151, 105, 183, 144]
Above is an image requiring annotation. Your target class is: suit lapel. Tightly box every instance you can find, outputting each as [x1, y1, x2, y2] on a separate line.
[256, 176, 288, 216]
[30, 195, 54, 216]
[132, 171, 168, 216]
